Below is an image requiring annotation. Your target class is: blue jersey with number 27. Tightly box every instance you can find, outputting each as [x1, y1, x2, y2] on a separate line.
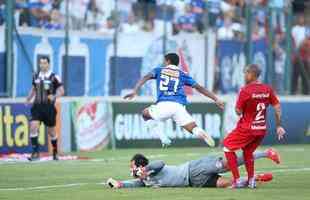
[150, 65, 197, 105]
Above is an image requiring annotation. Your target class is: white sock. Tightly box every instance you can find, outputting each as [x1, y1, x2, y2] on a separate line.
[50, 134, 57, 141]
[30, 131, 38, 138]
[192, 127, 204, 137]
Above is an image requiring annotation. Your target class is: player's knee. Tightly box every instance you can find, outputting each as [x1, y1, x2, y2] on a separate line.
[183, 122, 197, 132]
[30, 122, 39, 134]
[142, 109, 152, 121]
[47, 127, 56, 137]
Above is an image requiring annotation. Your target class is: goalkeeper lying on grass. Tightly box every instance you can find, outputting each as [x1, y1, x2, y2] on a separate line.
[107, 148, 280, 189]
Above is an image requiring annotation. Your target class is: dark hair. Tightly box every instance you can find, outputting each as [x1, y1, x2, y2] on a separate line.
[246, 64, 261, 78]
[165, 53, 179, 66]
[39, 56, 50, 64]
[131, 153, 149, 167]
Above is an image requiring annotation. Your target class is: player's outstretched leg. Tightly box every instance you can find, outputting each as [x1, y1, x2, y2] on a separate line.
[220, 148, 279, 188]
[142, 108, 171, 147]
[28, 121, 40, 161]
[47, 127, 58, 160]
[220, 149, 281, 173]
[182, 122, 215, 147]
[265, 148, 281, 164]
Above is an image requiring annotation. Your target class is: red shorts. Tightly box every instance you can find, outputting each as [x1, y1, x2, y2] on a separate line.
[223, 128, 265, 151]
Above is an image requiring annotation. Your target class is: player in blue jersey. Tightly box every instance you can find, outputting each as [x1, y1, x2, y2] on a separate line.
[124, 53, 224, 147]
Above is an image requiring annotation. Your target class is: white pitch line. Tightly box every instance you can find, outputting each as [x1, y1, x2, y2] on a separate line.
[1, 168, 310, 192]
[257, 167, 310, 174]
[0, 183, 89, 191]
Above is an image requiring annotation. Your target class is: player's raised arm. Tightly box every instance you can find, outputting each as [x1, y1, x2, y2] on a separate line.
[124, 73, 154, 100]
[193, 84, 225, 110]
[48, 85, 65, 101]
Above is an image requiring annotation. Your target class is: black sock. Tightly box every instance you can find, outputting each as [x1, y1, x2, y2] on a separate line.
[51, 139, 58, 153]
[31, 136, 39, 153]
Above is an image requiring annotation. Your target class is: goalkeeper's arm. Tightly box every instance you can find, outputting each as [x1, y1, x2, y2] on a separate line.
[107, 178, 145, 189]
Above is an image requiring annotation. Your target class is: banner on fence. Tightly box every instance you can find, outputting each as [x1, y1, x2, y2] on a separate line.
[70, 100, 112, 151]
[111, 101, 224, 148]
[0, 103, 48, 154]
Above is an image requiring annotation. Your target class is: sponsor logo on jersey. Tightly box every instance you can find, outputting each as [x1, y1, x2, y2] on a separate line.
[252, 93, 270, 99]
[161, 69, 180, 78]
[251, 125, 267, 130]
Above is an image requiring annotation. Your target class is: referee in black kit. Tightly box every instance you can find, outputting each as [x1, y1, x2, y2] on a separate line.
[26, 56, 64, 161]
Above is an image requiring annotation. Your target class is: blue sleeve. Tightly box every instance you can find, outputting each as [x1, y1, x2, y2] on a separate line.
[121, 179, 145, 188]
[183, 73, 197, 87]
[149, 68, 159, 79]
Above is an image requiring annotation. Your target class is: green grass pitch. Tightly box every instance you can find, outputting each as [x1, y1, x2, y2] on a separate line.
[1, 145, 310, 200]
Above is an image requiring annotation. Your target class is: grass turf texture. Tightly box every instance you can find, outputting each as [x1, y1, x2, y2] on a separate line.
[0, 145, 309, 200]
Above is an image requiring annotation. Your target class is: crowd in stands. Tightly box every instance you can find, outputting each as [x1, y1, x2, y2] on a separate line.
[0, 1, 306, 39]
[0, 0, 308, 94]
[0, 1, 301, 36]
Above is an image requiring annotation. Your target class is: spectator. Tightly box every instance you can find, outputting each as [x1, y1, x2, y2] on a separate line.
[273, 33, 286, 94]
[41, 8, 63, 30]
[189, 0, 207, 33]
[28, 0, 53, 27]
[268, 0, 287, 32]
[122, 12, 139, 33]
[118, 0, 138, 23]
[221, 0, 235, 13]
[134, 0, 156, 23]
[95, 0, 114, 23]
[206, 0, 222, 28]
[252, 19, 266, 40]
[141, 20, 154, 32]
[60, 0, 90, 30]
[189, 0, 206, 18]
[85, 0, 105, 30]
[291, 14, 308, 94]
[296, 31, 310, 94]
[0, 1, 4, 26]
[217, 11, 234, 40]
[176, 4, 198, 33]
[156, 0, 175, 21]
[232, 22, 244, 41]
[292, 14, 306, 48]
[99, 16, 116, 34]
[19, 8, 31, 27]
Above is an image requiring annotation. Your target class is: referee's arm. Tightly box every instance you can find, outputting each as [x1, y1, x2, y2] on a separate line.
[26, 86, 36, 103]
[55, 85, 65, 98]
[48, 85, 65, 102]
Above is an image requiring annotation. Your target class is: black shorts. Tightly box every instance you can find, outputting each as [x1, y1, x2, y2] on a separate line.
[188, 173, 221, 188]
[202, 174, 221, 188]
[30, 103, 57, 127]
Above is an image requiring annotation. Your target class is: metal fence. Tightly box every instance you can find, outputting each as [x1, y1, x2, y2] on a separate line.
[1, 0, 309, 97]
